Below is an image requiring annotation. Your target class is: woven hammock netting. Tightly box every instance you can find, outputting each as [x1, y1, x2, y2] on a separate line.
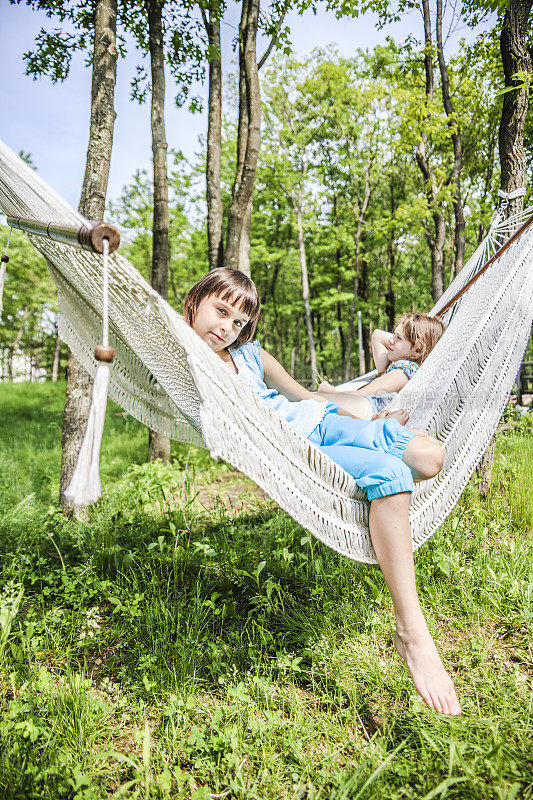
[0, 139, 532, 563]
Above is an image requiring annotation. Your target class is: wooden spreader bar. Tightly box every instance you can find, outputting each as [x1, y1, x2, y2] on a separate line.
[6, 216, 120, 255]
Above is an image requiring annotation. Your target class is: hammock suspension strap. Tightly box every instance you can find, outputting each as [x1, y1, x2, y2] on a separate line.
[64, 237, 115, 507]
[498, 187, 526, 201]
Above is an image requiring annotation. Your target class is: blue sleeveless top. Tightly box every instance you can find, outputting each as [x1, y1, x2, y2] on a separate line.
[230, 341, 337, 438]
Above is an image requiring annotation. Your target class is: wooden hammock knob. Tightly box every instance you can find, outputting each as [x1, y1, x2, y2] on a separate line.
[1, 255, 8, 263]
[94, 344, 115, 363]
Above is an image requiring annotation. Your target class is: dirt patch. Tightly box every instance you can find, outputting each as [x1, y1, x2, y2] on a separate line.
[192, 470, 275, 517]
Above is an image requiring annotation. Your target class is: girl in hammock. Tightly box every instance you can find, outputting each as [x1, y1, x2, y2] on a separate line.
[184, 267, 461, 716]
[316, 314, 446, 421]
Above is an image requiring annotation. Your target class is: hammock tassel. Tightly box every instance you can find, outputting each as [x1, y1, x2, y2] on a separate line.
[65, 239, 113, 507]
[0, 228, 11, 319]
[0, 255, 7, 319]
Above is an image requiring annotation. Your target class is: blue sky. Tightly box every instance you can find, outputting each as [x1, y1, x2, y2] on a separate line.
[1, 1, 493, 209]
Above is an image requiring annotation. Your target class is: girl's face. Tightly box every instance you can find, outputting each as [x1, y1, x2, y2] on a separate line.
[192, 293, 250, 354]
[385, 325, 416, 362]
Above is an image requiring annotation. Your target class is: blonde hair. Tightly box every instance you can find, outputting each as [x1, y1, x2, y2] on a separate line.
[396, 313, 446, 365]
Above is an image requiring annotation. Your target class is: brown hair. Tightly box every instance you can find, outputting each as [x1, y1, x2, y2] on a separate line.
[184, 267, 261, 348]
[395, 313, 446, 365]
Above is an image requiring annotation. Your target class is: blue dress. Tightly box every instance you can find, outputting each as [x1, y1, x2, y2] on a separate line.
[230, 340, 336, 437]
[231, 341, 416, 500]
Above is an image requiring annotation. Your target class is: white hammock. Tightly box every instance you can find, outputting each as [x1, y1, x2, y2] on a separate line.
[0, 139, 532, 563]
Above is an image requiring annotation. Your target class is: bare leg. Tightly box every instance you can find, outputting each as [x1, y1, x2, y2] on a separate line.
[403, 434, 445, 481]
[369, 493, 461, 715]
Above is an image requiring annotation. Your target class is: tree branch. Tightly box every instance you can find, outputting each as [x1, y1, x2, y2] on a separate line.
[258, 0, 290, 70]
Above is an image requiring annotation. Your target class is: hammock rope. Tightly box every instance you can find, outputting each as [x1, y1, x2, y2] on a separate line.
[0, 138, 532, 563]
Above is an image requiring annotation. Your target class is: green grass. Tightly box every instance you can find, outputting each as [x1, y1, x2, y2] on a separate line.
[0, 382, 531, 799]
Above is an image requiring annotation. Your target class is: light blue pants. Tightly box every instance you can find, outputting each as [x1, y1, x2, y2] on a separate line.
[308, 412, 416, 500]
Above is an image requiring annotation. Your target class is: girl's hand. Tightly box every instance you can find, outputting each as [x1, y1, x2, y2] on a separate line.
[371, 329, 395, 373]
[372, 408, 409, 426]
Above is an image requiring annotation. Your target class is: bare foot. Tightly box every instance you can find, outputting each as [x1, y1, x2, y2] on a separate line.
[394, 627, 461, 715]
[318, 380, 336, 393]
[372, 409, 409, 426]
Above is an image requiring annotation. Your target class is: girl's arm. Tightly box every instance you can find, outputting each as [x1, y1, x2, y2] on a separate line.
[316, 367, 408, 400]
[351, 369, 409, 395]
[371, 329, 394, 373]
[260, 348, 326, 402]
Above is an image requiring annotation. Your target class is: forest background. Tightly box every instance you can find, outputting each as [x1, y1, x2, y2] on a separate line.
[0, 3, 532, 796]
[1, 0, 531, 389]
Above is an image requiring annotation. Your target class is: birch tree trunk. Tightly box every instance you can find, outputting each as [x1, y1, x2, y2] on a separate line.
[60, 0, 117, 513]
[238, 196, 253, 276]
[345, 162, 372, 381]
[52, 334, 61, 382]
[332, 192, 346, 373]
[147, 0, 171, 463]
[7, 309, 31, 383]
[294, 176, 317, 386]
[386, 176, 396, 331]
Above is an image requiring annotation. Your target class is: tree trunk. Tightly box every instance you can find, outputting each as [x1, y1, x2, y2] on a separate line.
[436, 0, 465, 281]
[52, 333, 61, 382]
[147, 0, 171, 463]
[60, 0, 117, 514]
[478, 0, 532, 496]
[7, 309, 31, 383]
[202, 5, 224, 270]
[332, 191, 346, 376]
[360, 257, 371, 372]
[428, 209, 446, 300]
[477, 125, 498, 245]
[224, 0, 261, 270]
[238, 195, 253, 277]
[498, 0, 532, 219]
[345, 162, 372, 380]
[386, 177, 396, 330]
[202, 0, 283, 273]
[416, 0, 446, 302]
[294, 182, 317, 386]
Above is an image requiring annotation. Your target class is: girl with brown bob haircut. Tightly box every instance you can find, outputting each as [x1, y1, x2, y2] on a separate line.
[183, 267, 261, 349]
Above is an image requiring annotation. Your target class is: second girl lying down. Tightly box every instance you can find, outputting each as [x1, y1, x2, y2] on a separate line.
[317, 314, 446, 421]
